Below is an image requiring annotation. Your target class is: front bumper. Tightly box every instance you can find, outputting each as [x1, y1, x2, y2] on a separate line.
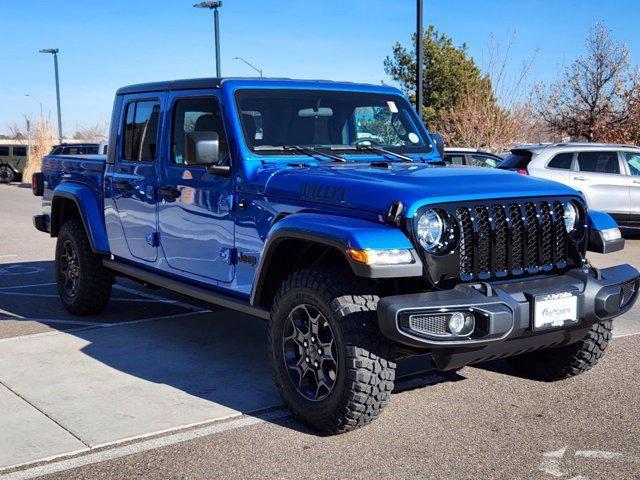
[377, 265, 639, 370]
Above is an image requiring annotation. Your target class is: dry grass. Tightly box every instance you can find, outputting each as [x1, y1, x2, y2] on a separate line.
[22, 118, 55, 184]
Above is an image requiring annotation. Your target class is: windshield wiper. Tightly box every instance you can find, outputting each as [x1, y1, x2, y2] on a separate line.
[253, 145, 346, 162]
[330, 145, 414, 162]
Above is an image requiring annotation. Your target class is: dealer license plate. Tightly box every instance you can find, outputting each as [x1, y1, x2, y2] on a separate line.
[533, 292, 578, 330]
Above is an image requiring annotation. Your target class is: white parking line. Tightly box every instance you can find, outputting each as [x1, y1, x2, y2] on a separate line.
[113, 285, 203, 312]
[0, 291, 190, 303]
[0, 409, 291, 480]
[613, 331, 640, 338]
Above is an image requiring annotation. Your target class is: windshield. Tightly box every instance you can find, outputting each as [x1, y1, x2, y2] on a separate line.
[234, 89, 431, 156]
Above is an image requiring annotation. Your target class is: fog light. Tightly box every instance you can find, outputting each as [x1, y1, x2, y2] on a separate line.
[447, 312, 475, 336]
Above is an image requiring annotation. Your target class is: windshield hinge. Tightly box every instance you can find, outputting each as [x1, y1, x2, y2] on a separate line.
[386, 200, 404, 226]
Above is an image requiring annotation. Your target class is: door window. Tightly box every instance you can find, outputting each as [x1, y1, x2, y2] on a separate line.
[444, 154, 465, 165]
[171, 96, 228, 165]
[624, 153, 640, 176]
[122, 100, 160, 162]
[468, 154, 500, 168]
[576, 151, 620, 174]
[547, 152, 573, 169]
[0, 147, 9, 156]
[13, 146, 27, 156]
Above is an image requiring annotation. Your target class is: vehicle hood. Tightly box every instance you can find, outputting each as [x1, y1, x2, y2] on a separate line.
[252, 162, 580, 217]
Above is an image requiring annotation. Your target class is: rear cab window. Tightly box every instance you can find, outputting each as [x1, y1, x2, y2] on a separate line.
[576, 151, 620, 174]
[623, 152, 640, 176]
[0, 146, 9, 156]
[122, 100, 161, 162]
[13, 146, 27, 156]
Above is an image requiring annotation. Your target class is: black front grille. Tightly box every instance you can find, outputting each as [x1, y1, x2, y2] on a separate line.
[450, 199, 575, 281]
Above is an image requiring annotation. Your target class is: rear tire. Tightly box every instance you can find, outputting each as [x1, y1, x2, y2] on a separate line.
[508, 321, 612, 381]
[269, 268, 396, 434]
[0, 165, 14, 184]
[55, 218, 113, 315]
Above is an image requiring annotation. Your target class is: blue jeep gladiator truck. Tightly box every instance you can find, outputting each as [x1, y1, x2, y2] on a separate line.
[33, 78, 639, 434]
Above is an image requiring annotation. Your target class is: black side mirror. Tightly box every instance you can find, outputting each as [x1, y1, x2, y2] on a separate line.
[430, 132, 445, 159]
[185, 131, 230, 175]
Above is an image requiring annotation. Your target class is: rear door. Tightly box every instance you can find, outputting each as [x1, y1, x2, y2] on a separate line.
[622, 151, 640, 226]
[157, 91, 235, 282]
[571, 151, 630, 221]
[108, 94, 163, 262]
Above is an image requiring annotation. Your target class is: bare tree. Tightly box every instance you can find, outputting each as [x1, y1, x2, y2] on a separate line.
[22, 118, 55, 184]
[438, 33, 537, 152]
[73, 120, 109, 142]
[535, 22, 638, 142]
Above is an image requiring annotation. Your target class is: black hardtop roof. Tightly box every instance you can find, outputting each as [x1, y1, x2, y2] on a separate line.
[116, 77, 385, 95]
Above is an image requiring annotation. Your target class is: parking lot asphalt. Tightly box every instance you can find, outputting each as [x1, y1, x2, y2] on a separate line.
[0, 183, 639, 480]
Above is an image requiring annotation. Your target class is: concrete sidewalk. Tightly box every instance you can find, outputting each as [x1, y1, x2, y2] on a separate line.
[0, 311, 281, 470]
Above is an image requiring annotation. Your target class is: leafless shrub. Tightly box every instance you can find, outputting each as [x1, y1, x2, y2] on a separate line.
[22, 118, 55, 184]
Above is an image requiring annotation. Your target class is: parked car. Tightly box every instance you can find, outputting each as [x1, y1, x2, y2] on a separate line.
[32, 78, 639, 434]
[49, 143, 100, 155]
[0, 143, 28, 183]
[443, 148, 504, 168]
[500, 143, 640, 229]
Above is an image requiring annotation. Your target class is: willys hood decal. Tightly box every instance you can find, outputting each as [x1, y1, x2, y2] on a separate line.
[253, 163, 580, 217]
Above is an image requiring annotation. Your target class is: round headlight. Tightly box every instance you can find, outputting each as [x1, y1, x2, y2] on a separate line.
[564, 202, 579, 233]
[417, 209, 444, 251]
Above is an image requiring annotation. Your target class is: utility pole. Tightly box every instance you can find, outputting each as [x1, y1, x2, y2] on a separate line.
[39, 48, 63, 142]
[416, 0, 424, 122]
[194, 1, 223, 77]
[233, 57, 263, 77]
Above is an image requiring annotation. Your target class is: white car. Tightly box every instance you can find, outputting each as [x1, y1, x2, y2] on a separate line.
[499, 143, 640, 229]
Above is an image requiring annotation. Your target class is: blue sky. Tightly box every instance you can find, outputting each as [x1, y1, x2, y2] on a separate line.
[1, 0, 639, 135]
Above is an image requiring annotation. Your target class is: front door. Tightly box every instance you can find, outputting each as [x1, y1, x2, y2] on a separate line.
[570, 151, 630, 220]
[157, 92, 235, 283]
[109, 95, 162, 262]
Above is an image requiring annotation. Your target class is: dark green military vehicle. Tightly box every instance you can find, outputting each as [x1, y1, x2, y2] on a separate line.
[0, 143, 28, 183]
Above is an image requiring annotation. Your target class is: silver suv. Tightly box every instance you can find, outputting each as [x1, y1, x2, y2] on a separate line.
[500, 143, 640, 229]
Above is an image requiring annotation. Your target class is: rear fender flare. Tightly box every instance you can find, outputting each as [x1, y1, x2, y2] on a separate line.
[51, 183, 110, 254]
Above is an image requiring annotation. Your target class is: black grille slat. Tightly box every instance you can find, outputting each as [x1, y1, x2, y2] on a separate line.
[508, 203, 525, 273]
[450, 198, 574, 281]
[553, 201, 567, 266]
[474, 205, 491, 277]
[539, 202, 554, 268]
[456, 207, 474, 279]
[491, 205, 508, 274]
[524, 202, 540, 272]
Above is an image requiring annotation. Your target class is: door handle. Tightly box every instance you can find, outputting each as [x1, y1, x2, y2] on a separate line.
[634, 180, 640, 184]
[157, 186, 181, 200]
[574, 176, 589, 181]
[112, 182, 133, 192]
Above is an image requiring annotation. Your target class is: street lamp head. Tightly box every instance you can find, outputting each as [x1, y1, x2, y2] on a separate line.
[39, 48, 59, 54]
[194, 1, 222, 8]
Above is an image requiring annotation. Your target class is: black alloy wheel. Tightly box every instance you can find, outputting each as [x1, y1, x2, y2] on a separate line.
[283, 304, 338, 401]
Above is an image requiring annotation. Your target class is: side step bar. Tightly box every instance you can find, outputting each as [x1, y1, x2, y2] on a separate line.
[103, 259, 270, 320]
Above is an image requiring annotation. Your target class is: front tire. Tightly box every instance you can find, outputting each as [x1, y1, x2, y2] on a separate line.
[269, 269, 396, 434]
[508, 321, 612, 381]
[55, 218, 113, 315]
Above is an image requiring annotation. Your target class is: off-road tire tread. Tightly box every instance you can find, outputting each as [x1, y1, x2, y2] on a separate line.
[0, 165, 14, 184]
[56, 218, 113, 315]
[508, 321, 612, 381]
[269, 268, 395, 434]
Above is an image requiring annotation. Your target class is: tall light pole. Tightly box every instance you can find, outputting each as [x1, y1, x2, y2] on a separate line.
[233, 57, 263, 77]
[39, 48, 63, 142]
[416, 0, 424, 122]
[194, 1, 223, 77]
[25, 94, 43, 118]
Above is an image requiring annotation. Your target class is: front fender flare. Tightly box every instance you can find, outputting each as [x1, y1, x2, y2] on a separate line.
[51, 183, 110, 254]
[250, 213, 423, 306]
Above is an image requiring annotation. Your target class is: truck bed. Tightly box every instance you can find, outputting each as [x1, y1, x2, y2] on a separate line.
[41, 154, 106, 203]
